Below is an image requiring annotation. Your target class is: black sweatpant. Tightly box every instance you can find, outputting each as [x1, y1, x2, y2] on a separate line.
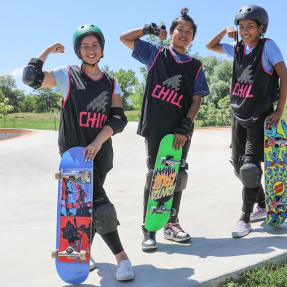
[231, 109, 271, 221]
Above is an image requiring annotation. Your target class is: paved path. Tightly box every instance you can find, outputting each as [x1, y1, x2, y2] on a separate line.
[0, 124, 286, 287]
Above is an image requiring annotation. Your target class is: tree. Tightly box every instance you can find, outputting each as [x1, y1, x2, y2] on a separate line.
[0, 75, 24, 112]
[0, 90, 14, 124]
[33, 88, 61, 112]
[110, 69, 138, 110]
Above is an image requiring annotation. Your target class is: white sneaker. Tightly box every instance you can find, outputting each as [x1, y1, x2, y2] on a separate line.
[232, 220, 251, 238]
[116, 259, 134, 281]
[250, 204, 266, 222]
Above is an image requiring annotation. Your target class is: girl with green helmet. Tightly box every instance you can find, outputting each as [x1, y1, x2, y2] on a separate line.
[22, 24, 134, 281]
[206, 5, 287, 238]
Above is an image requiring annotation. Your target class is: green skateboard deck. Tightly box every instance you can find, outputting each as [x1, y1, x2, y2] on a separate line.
[145, 134, 183, 231]
[264, 117, 287, 227]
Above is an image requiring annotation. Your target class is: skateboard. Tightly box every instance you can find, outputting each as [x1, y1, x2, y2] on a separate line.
[264, 117, 287, 227]
[145, 134, 183, 231]
[52, 147, 93, 284]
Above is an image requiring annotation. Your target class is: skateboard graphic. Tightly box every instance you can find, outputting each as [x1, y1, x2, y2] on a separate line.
[145, 134, 183, 231]
[52, 147, 93, 284]
[264, 117, 287, 227]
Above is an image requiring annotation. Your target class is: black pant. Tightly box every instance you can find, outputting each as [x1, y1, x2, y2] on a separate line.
[232, 110, 271, 217]
[143, 135, 191, 225]
[91, 172, 123, 255]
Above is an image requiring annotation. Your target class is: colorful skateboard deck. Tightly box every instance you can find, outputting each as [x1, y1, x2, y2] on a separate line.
[53, 147, 93, 284]
[264, 117, 287, 227]
[145, 134, 183, 231]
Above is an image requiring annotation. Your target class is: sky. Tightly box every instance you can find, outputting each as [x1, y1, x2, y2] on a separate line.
[1, 0, 286, 93]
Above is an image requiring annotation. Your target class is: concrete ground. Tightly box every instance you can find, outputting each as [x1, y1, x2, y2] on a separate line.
[1, 123, 286, 287]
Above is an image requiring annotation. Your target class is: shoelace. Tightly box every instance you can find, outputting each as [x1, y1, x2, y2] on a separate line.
[169, 223, 184, 234]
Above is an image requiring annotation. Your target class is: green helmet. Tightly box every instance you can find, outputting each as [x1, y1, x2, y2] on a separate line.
[73, 24, 105, 58]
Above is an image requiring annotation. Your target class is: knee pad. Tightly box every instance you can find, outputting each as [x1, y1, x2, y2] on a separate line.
[239, 163, 261, 188]
[175, 169, 188, 192]
[93, 203, 118, 235]
[144, 169, 154, 191]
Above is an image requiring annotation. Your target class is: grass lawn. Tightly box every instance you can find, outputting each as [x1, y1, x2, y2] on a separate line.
[220, 261, 287, 287]
[0, 111, 141, 130]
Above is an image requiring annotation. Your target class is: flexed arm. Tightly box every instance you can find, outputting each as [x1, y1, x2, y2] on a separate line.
[120, 24, 167, 50]
[206, 27, 237, 54]
[22, 43, 64, 89]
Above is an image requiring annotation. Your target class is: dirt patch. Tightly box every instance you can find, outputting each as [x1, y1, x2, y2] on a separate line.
[0, 129, 33, 141]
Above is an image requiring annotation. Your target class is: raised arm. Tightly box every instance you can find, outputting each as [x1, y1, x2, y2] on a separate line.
[206, 27, 237, 54]
[22, 43, 64, 89]
[120, 24, 167, 50]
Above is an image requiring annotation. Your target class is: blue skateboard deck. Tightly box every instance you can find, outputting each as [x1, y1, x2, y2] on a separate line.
[53, 147, 93, 284]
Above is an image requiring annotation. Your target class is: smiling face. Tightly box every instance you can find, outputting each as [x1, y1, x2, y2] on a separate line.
[238, 19, 263, 47]
[79, 35, 102, 65]
[171, 20, 194, 54]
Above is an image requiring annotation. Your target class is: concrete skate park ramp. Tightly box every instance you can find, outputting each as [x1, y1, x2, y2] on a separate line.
[1, 123, 286, 287]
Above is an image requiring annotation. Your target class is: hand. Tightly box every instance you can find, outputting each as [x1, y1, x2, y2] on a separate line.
[265, 110, 283, 128]
[159, 25, 167, 41]
[173, 134, 187, 150]
[83, 139, 103, 161]
[225, 27, 237, 40]
[46, 43, 65, 54]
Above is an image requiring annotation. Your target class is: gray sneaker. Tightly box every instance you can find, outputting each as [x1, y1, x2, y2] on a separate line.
[164, 222, 191, 242]
[142, 230, 157, 251]
[250, 204, 266, 222]
[232, 220, 251, 238]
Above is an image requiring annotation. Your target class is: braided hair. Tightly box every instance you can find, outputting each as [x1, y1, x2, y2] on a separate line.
[170, 8, 197, 38]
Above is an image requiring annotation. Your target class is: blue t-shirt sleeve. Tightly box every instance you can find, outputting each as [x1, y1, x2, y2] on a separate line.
[52, 66, 69, 100]
[192, 67, 209, 97]
[113, 78, 123, 97]
[263, 39, 284, 73]
[222, 43, 235, 57]
[132, 39, 161, 68]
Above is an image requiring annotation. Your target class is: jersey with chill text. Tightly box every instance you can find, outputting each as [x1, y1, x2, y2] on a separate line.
[58, 65, 114, 173]
[231, 39, 279, 120]
[138, 46, 203, 141]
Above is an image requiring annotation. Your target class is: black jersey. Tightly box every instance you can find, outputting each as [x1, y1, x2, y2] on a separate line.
[231, 39, 279, 120]
[58, 65, 114, 173]
[138, 47, 202, 141]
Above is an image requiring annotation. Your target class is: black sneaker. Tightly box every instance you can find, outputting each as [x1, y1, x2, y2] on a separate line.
[142, 226, 157, 251]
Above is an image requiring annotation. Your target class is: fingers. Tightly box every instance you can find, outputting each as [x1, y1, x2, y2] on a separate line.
[51, 43, 65, 53]
[173, 134, 187, 149]
[83, 147, 97, 161]
[159, 29, 167, 41]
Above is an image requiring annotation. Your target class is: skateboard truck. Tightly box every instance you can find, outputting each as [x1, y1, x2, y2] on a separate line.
[160, 156, 186, 167]
[52, 247, 88, 261]
[150, 205, 176, 216]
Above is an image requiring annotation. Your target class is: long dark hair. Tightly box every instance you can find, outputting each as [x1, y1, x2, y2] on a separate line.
[170, 8, 197, 38]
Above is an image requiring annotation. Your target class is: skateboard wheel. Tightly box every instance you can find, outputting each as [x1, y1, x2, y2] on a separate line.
[55, 171, 61, 180]
[51, 249, 58, 259]
[80, 250, 87, 261]
[160, 157, 166, 165]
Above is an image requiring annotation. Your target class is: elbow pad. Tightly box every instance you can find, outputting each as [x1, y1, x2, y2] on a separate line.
[106, 107, 127, 135]
[22, 58, 44, 89]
